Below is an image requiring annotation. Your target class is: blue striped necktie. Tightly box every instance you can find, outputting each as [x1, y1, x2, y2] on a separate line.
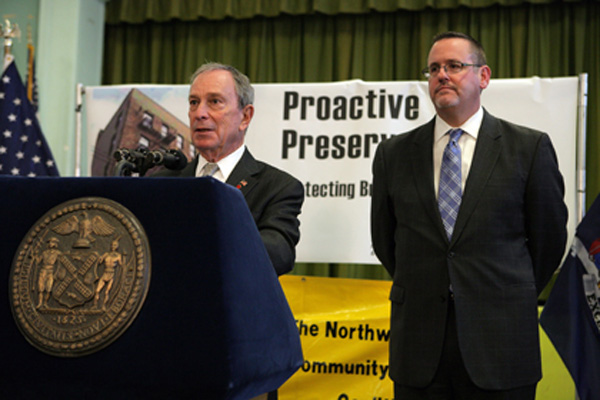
[438, 129, 463, 239]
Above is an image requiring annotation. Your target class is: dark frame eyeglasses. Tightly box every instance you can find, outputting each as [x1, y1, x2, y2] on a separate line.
[421, 61, 485, 78]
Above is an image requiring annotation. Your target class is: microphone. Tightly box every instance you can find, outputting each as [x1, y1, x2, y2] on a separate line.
[113, 147, 188, 176]
[113, 148, 149, 167]
[149, 148, 188, 170]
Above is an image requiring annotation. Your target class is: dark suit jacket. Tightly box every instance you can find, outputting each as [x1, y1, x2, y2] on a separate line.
[371, 110, 568, 390]
[154, 148, 304, 275]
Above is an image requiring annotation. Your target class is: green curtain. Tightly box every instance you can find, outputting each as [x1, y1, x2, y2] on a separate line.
[105, 0, 591, 22]
[103, 0, 600, 281]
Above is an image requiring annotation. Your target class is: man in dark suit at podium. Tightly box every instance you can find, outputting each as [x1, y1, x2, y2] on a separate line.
[155, 62, 304, 399]
[154, 63, 304, 275]
[155, 62, 304, 279]
[371, 32, 568, 399]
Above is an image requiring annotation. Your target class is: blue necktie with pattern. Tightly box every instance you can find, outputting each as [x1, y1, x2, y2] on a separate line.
[438, 129, 463, 239]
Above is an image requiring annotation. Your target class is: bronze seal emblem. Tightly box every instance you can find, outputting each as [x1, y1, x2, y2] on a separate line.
[9, 197, 151, 357]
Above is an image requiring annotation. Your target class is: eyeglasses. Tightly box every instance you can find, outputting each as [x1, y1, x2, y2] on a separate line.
[421, 61, 484, 78]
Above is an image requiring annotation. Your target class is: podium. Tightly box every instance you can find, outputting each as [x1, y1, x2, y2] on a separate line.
[0, 176, 303, 399]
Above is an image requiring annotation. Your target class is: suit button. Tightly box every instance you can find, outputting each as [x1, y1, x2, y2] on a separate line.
[448, 252, 455, 259]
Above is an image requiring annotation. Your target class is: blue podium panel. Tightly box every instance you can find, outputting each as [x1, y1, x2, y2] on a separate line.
[0, 177, 302, 399]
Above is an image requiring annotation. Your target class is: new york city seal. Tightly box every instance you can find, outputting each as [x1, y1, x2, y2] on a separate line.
[9, 197, 151, 357]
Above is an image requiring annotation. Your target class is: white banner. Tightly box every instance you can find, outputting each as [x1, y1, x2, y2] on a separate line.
[84, 78, 579, 264]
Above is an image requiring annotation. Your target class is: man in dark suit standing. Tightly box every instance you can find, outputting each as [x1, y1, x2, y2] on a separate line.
[371, 32, 568, 399]
[155, 62, 304, 279]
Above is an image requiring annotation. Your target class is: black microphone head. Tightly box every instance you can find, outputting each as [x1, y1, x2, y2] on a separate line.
[164, 148, 188, 170]
[113, 148, 130, 162]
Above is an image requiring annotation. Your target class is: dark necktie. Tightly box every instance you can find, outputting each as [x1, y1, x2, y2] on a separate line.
[438, 129, 463, 239]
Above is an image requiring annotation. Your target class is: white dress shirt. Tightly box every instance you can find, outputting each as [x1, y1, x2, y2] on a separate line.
[433, 107, 484, 198]
[194, 144, 246, 182]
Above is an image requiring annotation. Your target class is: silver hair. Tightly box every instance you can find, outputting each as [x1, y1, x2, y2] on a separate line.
[189, 62, 254, 109]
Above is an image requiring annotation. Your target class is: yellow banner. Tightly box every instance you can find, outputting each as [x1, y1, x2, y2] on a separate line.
[278, 275, 574, 400]
[279, 275, 394, 399]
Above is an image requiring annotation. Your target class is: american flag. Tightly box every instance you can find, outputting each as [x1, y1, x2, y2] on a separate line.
[0, 60, 59, 176]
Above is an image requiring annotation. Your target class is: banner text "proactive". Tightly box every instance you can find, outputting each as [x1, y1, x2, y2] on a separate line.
[283, 90, 420, 121]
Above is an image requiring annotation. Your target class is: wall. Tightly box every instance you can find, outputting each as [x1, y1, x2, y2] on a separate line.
[2, 0, 106, 176]
[1, 0, 39, 75]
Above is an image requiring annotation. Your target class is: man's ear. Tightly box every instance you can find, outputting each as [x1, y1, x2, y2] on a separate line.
[240, 104, 254, 132]
[479, 65, 492, 90]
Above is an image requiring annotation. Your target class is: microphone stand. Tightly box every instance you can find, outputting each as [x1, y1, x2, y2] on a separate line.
[113, 159, 138, 177]
[113, 148, 154, 177]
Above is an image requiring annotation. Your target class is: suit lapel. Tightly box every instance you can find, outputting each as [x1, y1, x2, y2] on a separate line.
[451, 110, 502, 243]
[226, 148, 260, 196]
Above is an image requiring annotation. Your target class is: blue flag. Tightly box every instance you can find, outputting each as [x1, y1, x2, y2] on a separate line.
[0, 60, 59, 176]
[540, 194, 600, 400]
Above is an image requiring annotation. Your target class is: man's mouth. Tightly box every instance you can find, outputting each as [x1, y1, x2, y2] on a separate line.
[436, 86, 455, 94]
[193, 127, 213, 133]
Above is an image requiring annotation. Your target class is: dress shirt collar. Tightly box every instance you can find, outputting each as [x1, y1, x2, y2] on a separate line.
[434, 106, 484, 144]
[194, 144, 246, 182]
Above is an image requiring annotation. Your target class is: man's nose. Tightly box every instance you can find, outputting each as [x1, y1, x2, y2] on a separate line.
[191, 103, 209, 120]
[437, 66, 450, 80]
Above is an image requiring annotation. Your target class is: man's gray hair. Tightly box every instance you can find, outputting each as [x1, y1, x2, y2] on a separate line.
[190, 62, 254, 109]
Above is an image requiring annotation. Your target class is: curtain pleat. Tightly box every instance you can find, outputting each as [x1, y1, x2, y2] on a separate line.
[102, 1, 600, 280]
[105, 0, 593, 23]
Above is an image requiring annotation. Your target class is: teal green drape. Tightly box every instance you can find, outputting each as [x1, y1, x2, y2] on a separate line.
[103, 0, 600, 281]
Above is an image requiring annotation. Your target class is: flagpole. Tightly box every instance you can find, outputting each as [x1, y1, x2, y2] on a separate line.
[1, 19, 21, 70]
[576, 73, 588, 223]
[75, 83, 84, 177]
